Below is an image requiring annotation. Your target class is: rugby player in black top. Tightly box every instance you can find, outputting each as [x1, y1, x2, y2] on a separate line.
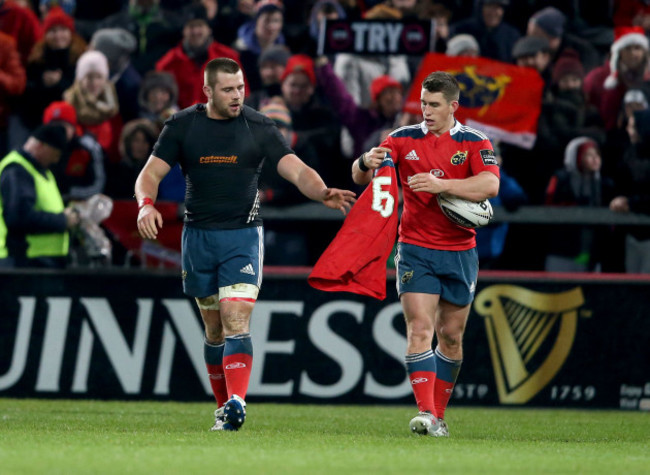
[135, 58, 355, 432]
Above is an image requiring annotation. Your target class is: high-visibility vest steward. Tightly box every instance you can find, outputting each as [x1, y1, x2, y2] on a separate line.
[0, 151, 69, 259]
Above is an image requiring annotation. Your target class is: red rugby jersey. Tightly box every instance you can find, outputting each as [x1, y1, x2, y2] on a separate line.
[308, 158, 398, 300]
[382, 120, 500, 251]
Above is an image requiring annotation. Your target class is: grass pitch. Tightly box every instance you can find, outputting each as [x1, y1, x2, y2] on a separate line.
[1, 399, 648, 474]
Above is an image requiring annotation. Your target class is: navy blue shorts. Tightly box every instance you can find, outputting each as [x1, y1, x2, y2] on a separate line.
[395, 242, 478, 306]
[181, 226, 263, 298]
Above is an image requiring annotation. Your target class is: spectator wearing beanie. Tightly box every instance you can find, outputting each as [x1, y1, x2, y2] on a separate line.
[234, 0, 286, 92]
[90, 28, 141, 123]
[0, 0, 42, 67]
[246, 44, 290, 110]
[584, 26, 650, 130]
[14, 7, 85, 138]
[43, 100, 105, 200]
[138, 71, 179, 129]
[446, 34, 480, 57]
[450, 0, 520, 63]
[544, 137, 617, 272]
[156, 4, 245, 109]
[63, 50, 119, 155]
[527, 6, 600, 74]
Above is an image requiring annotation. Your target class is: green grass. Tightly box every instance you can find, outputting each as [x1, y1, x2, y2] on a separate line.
[1, 399, 648, 474]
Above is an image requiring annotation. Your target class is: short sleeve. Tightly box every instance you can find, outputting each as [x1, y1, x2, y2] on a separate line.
[152, 118, 184, 166]
[470, 140, 500, 178]
[257, 121, 294, 166]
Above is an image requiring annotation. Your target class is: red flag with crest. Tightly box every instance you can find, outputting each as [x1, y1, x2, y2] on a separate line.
[404, 53, 544, 149]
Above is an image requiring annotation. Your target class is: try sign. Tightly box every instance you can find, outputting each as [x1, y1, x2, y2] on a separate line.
[317, 19, 435, 56]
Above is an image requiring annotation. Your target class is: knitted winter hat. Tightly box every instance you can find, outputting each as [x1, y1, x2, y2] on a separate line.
[552, 50, 584, 84]
[370, 75, 402, 103]
[258, 44, 291, 67]
[32, 123, 69, 152]
[604, 26, 650, 90]
[75, 50, 109, 81]
[530, 6, 566, 38]
[446, 34, 480, 57]
[90, 28, 137, 70]
[281, 54, 316, 85]
[260, 98, 292, 129]
[43, 6, 75, 33]
[138, 71, 179, 109]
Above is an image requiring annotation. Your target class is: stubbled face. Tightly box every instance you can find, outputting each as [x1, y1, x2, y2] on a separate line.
[281, 72, 314, 109]
[45, 25, 72, 50]
[80, 71, 106, 97]
[204, 70, 245, 119]
[420, 89, 457, 136]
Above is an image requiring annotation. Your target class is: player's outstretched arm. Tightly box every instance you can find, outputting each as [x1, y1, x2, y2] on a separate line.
[135, 155, 171, 240]
[277, 154, 356, 215]
[352, 146, 392, 185]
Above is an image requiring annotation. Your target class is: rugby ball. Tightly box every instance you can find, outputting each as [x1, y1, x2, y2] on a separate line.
[436, 193, 493, 229]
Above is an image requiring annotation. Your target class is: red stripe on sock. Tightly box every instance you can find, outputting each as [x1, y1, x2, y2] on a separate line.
[219, 297, 256, 303]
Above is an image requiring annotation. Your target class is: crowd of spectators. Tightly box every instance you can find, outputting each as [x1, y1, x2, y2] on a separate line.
[0, 0, 649, 272]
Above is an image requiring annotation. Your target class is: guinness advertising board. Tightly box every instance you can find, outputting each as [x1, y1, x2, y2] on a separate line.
[1, 270, 648, 410]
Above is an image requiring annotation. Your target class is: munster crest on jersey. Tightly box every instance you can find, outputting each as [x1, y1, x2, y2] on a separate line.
[450, 150, 468, 165]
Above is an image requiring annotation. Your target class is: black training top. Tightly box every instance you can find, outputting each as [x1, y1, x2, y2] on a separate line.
[153, 104, 294, 229]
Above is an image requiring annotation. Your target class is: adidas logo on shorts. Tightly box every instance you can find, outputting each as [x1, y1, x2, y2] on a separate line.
[240, 264, 255, 275]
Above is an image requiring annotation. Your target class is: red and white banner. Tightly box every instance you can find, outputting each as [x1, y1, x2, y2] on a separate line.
[404, 53, 544, 149]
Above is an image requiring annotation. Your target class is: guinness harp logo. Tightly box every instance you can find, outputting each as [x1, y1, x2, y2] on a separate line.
[474, 285, 584, 404]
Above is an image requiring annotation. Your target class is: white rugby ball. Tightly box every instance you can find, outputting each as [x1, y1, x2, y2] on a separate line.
[436, 192, 493, 229]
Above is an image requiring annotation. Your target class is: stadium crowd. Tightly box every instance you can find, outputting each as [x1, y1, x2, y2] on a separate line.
[0, 0, 649, 272]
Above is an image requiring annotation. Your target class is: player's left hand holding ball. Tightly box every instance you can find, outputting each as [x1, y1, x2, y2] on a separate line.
[322, 188, 357, 215]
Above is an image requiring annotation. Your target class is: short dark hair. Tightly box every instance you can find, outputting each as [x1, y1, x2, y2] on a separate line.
[204, 58, 241, 87]
[422, 71, 460, 103]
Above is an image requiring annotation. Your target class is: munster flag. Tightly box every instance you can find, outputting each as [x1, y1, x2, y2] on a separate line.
[404, 53, 544, 149]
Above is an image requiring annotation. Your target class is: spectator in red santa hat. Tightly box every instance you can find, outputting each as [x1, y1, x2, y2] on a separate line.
[42, 100, 106, 200]
[12, 7, 86, 146]
[584, 26, 650, 130]
[545, 137, 617, 272]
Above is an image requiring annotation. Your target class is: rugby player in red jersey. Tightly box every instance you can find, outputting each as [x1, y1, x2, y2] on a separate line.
[353, 71, 500, 437]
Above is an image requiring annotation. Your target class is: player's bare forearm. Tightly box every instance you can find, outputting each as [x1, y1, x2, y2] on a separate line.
[135, 156, 171, 240]
[408, 171, 499, 201]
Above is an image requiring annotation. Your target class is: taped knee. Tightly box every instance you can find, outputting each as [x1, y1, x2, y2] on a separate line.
[196, 294, 220, 310]
[219, 283, 259, 303]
